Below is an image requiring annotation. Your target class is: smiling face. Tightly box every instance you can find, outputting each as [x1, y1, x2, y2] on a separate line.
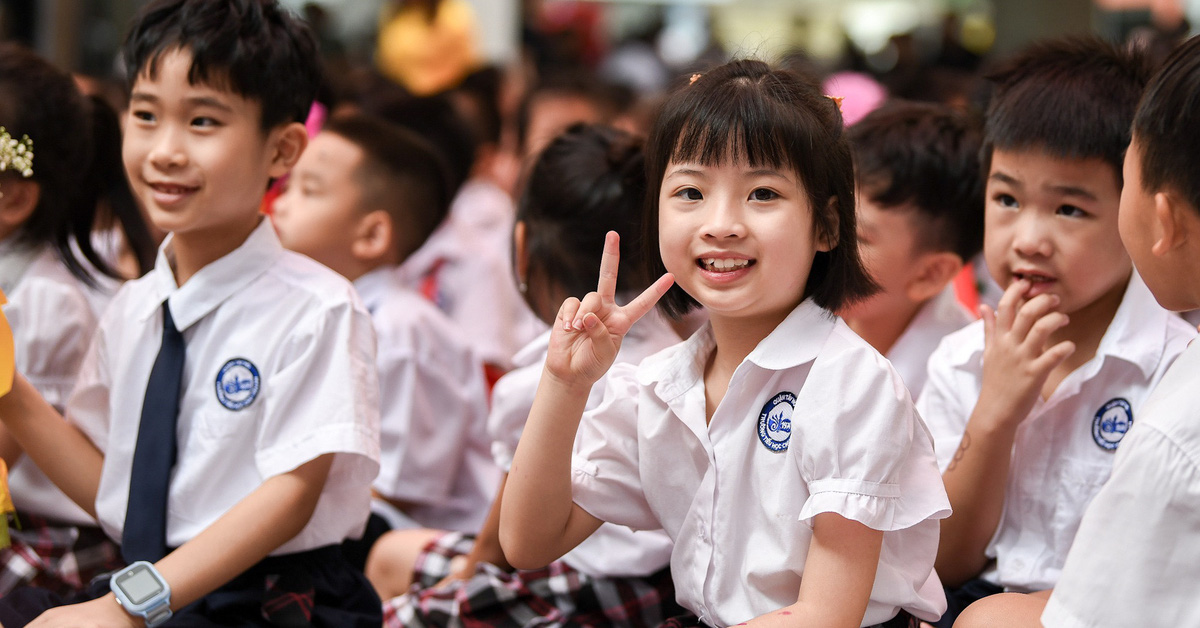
[983, 148, 1131, 320]
[657, 159, 829, 331]
[123, 48, 292, 249]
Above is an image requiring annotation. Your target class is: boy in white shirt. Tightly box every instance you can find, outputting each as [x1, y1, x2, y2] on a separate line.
[271, 112, 499, 554]
[916, 36, 1196, 626]
[0, 1, 382, 625]
[955, 33, 1200, 628]
[841, 101, 984, 397]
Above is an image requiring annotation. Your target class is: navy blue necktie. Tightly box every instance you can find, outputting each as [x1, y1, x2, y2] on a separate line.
[122, 301, 185, 563]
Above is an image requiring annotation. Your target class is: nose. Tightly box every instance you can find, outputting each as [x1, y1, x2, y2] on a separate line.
[1011, 211, 1053, 258]
[701, 193, 747, 240]
[148, 126, 188, 170]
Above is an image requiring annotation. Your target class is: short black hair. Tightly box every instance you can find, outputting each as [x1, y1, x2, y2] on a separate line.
[850, 100, 985, 261]
[517, 123, 649, 308]
[643, 59, 877, 317]
[1133, 35, 1200, 214]
[321, 113, 453, 262]
[982, 36, 1154, 182]
[515, 70, 618, 154]
[362, 92, 477, 198]
[122, 0, 320, 131]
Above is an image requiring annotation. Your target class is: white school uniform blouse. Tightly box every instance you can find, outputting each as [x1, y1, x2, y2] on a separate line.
[488, 310, 679, 578]
[886, 286, 973, 398]
[1041, 338, 1200, 627]
[1, 241, 99, 525]
[67, 220, 381, 553]
[570, 299, 950, 627]
[355, 266, 499, 533]
[917, 273, 1194, 592]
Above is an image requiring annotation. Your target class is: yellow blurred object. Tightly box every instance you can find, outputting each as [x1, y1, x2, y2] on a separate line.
[376, 0, 480, 96]
[0, 459, 11, 549]
[0, 288, 12, 398]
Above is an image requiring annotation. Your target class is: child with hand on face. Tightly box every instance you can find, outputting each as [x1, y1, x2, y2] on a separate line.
[916, 37, 1196, 627]
[500, 60, 952, 628]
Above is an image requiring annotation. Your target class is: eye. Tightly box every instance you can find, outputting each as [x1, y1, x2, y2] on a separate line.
[131, 110, 156, 123]
[675, 187, 702, 201]
[749, 188, 778, 201]
[994, 193, 1019, 209]
[191, 116, 220, 128]
[1057, 205, 1087, 218]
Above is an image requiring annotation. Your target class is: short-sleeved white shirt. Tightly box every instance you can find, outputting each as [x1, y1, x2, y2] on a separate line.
[1041, 338, 1200, 627]
[356, 266, 499, 533]
[67, 220, 381, 553]
[571, 299, 951, 626]
[488, 310, 679, 578]
[886, 286, 973, 398]
[1, 241, 99, 525]
[917, 273, 1194, 591]
[396, 180, 545, 370]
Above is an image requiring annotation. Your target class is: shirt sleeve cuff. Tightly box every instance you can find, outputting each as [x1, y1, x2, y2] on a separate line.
[798, 478, 950, 531]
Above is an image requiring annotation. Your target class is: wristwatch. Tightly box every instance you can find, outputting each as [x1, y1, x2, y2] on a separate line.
[110, 561, 173, 627]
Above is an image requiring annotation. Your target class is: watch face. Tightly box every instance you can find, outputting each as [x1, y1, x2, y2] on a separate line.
[117, 565, 164, 605]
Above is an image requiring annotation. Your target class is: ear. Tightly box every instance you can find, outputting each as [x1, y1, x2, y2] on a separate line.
[513, 220, 529, 286]
[904, 251, 963, 303]
[266, 122, 310, 180]
[0, 179, 40, 234]
[1151, 191, 1187, 257]
[351, 210, 394, 263]
[817, 196, 840, 252]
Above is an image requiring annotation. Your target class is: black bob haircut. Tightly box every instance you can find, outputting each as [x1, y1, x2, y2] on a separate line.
[517, 123, 649, 308]
[981, 36, 1154, 182]
[320, 113, 454, 262]
[643, 59, 877, 318]
[122, 0, 320, 131]
[1133, 35, 1200, 214]
[850, 100, 985, 262]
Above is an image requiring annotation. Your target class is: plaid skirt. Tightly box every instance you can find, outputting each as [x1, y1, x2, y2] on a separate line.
[0, 512, 123, 598]
[383, 532, 684, 628]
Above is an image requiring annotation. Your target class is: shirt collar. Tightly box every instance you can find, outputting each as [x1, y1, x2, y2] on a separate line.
[638, 298, 835, 398]
[352, 265, 399, 315]
[136, 219, 282, 330]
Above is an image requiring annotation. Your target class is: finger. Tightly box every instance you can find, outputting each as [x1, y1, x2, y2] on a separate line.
[1010, 293, 1061, 339]
[618, 273, 675, 331]
[1024, 311, 1070, 353]
[573, 292, 604, 331]
[995, 279, 1029, 332]
[559, 297, 581, 332]
[581, 312, 615, 353]
[980, 304, 995, 346]
[595, 231, 621, 304]
[1031, 340, 1075, 374]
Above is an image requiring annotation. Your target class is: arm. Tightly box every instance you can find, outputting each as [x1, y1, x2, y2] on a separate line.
[744, 513, 883, 628]
[28, 453, 335, 627]
[0, 374, 103, 516]
[500, 232, 673, 569]
[935, 280, 1073, 586]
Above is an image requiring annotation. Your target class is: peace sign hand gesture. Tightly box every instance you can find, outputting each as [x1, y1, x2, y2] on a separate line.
[545, 232, 675, 388]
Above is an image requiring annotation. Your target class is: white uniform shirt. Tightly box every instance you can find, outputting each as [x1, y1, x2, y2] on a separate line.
[67, 220, 381, 553]
[1041, 338, 1200, 627]
[917, 274, 1194, 591]
[571, 300, 950, 627]
[356, 266, 499, 533]
[1, 241, 99, 525]
[489, 310, 678, 577]
[886, 286, 973, 398]
[397, 180, 545, 370]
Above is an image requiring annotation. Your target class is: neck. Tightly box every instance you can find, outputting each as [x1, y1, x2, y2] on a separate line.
[1043, 273, 1130, 396]
[706, 307, 791, 375]
[844, 300, 924, 355]
[169, 215, 261, 286]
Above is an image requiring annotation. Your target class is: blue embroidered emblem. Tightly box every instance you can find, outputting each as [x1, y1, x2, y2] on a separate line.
[1093, 398, 1132, 451]
[758, 392, 796, 452]
[215, 358, 260, 411]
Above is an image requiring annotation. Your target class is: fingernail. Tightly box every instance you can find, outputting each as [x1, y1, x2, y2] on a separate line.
[584, 315, 597, 330]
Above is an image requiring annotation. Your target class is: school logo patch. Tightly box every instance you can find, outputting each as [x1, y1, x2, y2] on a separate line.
[758, 391, 796, 453]
[215, 358, 260, 411]
[1093, 398, 1133, 451]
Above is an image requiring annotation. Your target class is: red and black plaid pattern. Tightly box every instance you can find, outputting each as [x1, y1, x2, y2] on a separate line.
[383, 532, 683, 628]
[0, 513, 123, 598]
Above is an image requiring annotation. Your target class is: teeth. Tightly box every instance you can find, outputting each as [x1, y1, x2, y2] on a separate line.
[702, 258, 750, 271]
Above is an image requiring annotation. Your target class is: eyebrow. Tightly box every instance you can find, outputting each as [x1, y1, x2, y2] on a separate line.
[665, 167, 706, 179]
[128, 92, 235, 113]
[1047, 185, 1098, 201]
[989, 171, 1021, 188]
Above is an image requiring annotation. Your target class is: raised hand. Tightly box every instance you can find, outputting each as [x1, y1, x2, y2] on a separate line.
[976, 278, 1075, 428]
[545, 231, 674, 388]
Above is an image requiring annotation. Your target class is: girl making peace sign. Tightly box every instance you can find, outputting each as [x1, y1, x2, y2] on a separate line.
[500, 60, 951, 628]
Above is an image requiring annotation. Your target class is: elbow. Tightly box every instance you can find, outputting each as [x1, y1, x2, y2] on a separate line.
[934, 551, 983, 589]
[498, 526, 552, 571]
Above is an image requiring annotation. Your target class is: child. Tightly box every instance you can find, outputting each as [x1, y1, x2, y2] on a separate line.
[915, 36, 1196, 626]
[841, 101, 984, 397]
[0, 42, 145, 598]
[0, 1, 382, 625]
[270, 112, 498, 545]
[367, 123, 682, 626]
[955, 34, 1200, 628]
[500, 60, 951, 628]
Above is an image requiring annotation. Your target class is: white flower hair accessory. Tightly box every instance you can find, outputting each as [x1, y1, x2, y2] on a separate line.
[0, 127, 34, 198]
